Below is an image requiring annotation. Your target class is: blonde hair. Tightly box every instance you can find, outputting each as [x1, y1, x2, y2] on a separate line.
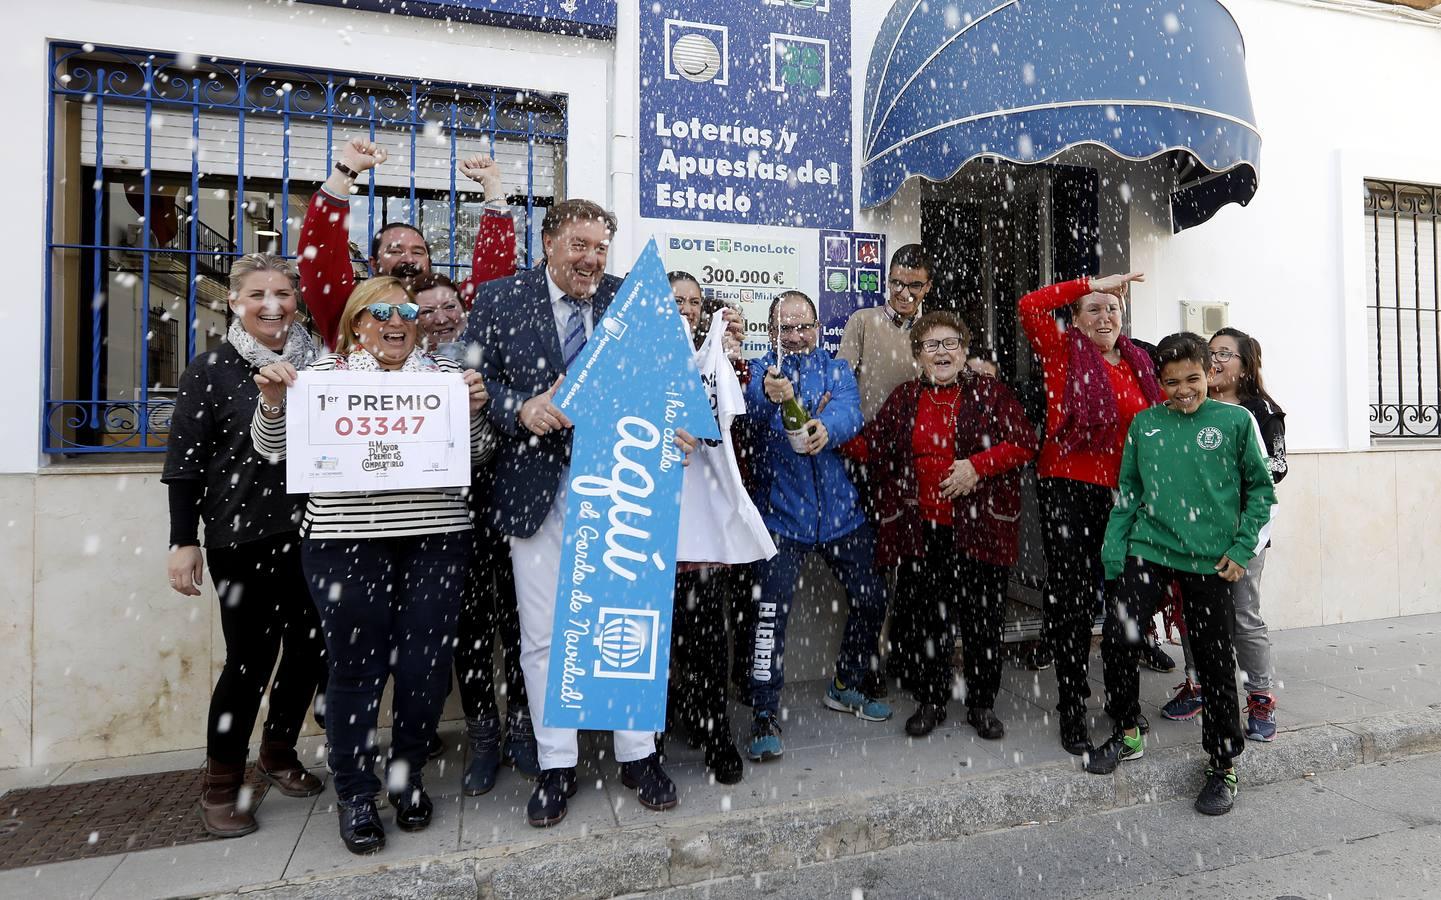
[334, 276, 415, 355]
[228, 253, 299, 296]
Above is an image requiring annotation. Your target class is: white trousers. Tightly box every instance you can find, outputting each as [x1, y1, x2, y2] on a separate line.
[510, 480, 655, 769]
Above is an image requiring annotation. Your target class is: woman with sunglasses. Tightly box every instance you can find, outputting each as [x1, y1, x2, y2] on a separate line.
[846, 312, 1036, 738]
[251, 276, 494, 855]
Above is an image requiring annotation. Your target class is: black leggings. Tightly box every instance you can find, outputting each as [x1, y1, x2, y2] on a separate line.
[1038, 477, 1113, 722]
[893, 524, 1008, 709]
[669, 567, 734, 734]
[454, 525, 527, 721]
[205, 532, 326, 764]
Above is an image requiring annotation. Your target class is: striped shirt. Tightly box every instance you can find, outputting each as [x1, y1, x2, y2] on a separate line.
[251, 354, 496, 540]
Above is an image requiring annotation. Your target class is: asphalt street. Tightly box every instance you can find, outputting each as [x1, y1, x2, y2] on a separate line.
[644, 752, 1441, 900]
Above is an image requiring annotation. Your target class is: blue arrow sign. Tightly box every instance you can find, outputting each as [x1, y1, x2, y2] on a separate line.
[542, 239, 721, 732]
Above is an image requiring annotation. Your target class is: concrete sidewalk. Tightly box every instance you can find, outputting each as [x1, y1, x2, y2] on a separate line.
[2, 614, 1438, 900]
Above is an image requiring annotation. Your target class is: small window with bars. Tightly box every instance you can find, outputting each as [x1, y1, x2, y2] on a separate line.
[44, 42, 567, 454]
[1365, 179, 1441, 439]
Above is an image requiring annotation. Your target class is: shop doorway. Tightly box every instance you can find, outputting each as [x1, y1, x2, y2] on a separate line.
[919, 161, 1101, 641]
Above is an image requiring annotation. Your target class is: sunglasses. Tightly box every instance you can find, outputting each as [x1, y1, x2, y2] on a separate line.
[365, 303, 419, 322]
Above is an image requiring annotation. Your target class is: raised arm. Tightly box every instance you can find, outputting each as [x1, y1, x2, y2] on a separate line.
[299, 138, 388, 348]
[455, 154, 518, 301]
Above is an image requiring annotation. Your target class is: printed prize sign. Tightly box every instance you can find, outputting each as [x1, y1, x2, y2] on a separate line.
[285, 371, 471, 494]
[639, 0, 853, 229]
[542, 239, 720, 732]
[661, 233, 800, 359]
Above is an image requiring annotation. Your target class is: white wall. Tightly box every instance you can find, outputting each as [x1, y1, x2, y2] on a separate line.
[1130, 0, 1441, 451]
[4, 0, 612, 474]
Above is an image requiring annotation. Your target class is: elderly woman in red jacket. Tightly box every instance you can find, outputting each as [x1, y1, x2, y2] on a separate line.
[848, 311, 1037, 739]
[1018, 272, 1161, 756]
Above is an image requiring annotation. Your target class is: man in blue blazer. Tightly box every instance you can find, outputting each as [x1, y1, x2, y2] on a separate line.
[462, 200, 678, 827]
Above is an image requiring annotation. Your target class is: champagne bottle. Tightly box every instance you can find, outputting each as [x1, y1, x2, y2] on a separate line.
[770, 365, 812, 454]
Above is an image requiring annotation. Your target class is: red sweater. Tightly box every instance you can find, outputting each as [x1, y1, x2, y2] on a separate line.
[1019, 279, 1152, 489]
[912, 385, 1032, 526]
[298, 188, 518, 349]
[848, 375, 1037, 568]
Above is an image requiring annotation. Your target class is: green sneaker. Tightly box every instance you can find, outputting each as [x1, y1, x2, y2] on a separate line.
[1195, 767, 1238, 815]
[1084, 729, 1144, 774]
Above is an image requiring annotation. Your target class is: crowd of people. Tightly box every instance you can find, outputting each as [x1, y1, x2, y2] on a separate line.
[162, 136, 1286, 855]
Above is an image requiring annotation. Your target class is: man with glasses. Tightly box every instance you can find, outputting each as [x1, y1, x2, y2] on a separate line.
[298, 136, 517, 350]
[837, 244, 935, 421]
[744, 291, 890, 764]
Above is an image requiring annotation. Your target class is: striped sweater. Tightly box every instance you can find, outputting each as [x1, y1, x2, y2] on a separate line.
[251, 354, 495, 540]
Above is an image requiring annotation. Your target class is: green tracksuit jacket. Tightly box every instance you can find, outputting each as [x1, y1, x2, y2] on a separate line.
[1102, 398, 1278, 581]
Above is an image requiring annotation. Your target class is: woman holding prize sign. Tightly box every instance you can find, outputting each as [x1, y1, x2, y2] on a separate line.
[251, 275, 494, 856]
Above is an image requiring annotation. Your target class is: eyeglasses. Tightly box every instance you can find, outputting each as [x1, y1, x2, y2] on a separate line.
[1210, 349, 1237, 363]
[776, 322, 818, 335]
[919, 336, 963, 352]
[889, 278, 931, 293]
[365, 302, 419, 322]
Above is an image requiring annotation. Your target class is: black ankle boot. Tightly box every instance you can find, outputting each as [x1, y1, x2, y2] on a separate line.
[337, 797, 386, 855]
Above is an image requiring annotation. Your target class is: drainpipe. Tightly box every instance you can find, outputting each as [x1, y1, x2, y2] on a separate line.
[609, 0, 639, 269]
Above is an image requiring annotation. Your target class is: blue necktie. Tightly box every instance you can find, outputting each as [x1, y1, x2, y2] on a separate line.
[561, 297, 588, 370]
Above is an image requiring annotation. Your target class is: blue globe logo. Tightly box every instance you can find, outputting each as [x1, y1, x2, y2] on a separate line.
[597, 616, 649, 670]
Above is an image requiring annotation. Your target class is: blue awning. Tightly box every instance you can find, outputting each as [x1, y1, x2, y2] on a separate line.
[861, 0, 1261, 232]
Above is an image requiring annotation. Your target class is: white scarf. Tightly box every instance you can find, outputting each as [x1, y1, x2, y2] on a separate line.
[338, 348, 442, 372]
[227, 320, 318, 370]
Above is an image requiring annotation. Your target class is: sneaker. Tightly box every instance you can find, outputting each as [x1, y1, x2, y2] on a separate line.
[1144, 640, 1177, 673]
[1194, 766, 1238, 815]
[1161, 680, 1205, 721]
[503, 708, 542, 777]
[823, 678, 892, 722]
[748, 711, 783, 762]
[1084, 730, 1144, 774]
[619, 753, 678, 811]
[526, 767, 578, 828]
[1245, 692, 1277, 742]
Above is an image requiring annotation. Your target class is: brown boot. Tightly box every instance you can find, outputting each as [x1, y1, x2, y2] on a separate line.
[258, 739, 325, 798]
[198, 758, 258, 838]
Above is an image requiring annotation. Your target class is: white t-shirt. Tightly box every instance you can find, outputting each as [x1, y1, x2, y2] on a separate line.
[676, 313, 777, 565]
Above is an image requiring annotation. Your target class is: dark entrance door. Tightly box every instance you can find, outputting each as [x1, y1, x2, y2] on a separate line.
[918, 161, 1100, 640]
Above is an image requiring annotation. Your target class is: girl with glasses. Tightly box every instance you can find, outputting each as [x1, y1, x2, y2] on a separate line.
[1161, 327, 1286, 742]
[250, 276, 495, 855]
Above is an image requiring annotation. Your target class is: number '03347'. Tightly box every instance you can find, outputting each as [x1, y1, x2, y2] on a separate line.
[334, 416, 425, 437]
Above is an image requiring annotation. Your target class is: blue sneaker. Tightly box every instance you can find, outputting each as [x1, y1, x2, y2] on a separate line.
[1161, 680, 1205, 721]
[748, 711, 783, 762]
[1245, 692, 1277, 742]
[823, 677, 892, 722]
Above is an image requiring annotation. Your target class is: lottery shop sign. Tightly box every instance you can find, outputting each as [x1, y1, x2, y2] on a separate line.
[639, 0, 853, 229]
[285, 371, 472, 493]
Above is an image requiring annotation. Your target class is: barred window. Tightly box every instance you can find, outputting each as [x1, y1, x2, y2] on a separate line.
[1365, 180, 1441, 439]
[44, 42, 566, 454]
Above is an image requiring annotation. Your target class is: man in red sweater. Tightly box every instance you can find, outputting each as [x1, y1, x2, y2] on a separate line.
[298, 137, 518, 349]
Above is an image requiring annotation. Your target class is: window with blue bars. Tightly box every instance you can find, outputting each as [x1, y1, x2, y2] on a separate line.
[44, 42, 567, 454]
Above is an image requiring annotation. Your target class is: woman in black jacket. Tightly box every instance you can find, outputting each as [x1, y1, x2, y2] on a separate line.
[162, 253, 327, 838]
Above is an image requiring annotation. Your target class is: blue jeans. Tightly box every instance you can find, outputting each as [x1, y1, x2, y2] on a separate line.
[303, 530, 471, 802]
[750, 524, 886, 715]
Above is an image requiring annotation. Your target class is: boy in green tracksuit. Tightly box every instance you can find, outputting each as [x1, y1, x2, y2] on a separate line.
[1084, 332, 1277, 817]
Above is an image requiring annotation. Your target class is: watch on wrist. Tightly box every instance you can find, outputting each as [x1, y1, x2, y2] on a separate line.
[260, 398, 285, 415]
[334, 160, 360, 180]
